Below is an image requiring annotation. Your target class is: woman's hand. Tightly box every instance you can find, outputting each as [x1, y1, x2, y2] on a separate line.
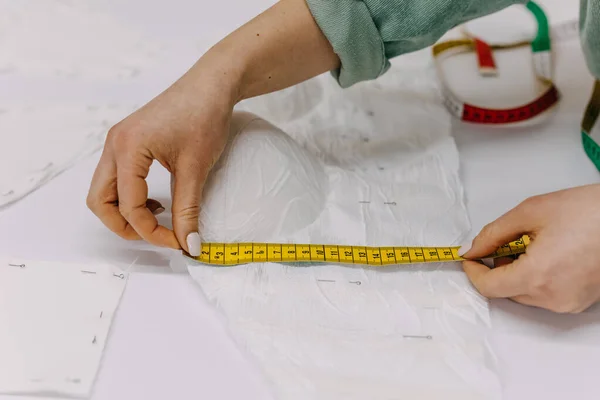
[460, 184, 600, 313]
[86, 70, 234, 255]
[86, 0, 339, 256]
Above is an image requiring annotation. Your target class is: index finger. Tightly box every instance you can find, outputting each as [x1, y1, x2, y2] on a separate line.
[116, 153, 180, 249]
[461, 197, 544, 259]
[87, 148, 141, 241]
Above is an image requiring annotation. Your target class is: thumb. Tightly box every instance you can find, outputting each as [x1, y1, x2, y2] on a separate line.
[459, 199, 541, 259]
[462, 256, 529, 298]
[171, 157, 210, 257]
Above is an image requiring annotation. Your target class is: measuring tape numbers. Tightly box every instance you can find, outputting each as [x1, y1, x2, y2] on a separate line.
[186, 236, 530, 266]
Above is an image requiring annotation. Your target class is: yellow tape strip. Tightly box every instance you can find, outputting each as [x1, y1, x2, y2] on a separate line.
[431, 38, 529, 58]
[186, 236, 531, 266]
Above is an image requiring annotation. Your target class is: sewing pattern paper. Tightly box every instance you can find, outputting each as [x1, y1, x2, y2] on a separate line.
[0, 259, 128, 398]
[0, 105, 136, 209]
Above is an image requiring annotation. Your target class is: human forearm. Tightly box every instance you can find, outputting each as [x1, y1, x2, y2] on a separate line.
[182, 0, 340, 105]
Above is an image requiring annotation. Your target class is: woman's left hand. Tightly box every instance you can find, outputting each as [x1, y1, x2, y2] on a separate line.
[460, 184, 600, 313]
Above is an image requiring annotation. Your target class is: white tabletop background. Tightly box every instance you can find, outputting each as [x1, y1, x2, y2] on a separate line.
[2, 0, 600, 399]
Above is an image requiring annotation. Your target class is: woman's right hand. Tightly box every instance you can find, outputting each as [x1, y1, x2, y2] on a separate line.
[86, 64, 236, 256]
[86, 0, 339, 256]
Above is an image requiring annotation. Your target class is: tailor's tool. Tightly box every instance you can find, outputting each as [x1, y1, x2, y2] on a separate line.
[433, 1, 600, 173]
[186, 236, 530, 266]
[432, 1, 559, 125]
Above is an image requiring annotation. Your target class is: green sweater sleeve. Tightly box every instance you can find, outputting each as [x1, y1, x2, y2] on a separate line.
[305, 0, 600, 88]
[305, 0, 527, 87]
[581, 0, 600, 79]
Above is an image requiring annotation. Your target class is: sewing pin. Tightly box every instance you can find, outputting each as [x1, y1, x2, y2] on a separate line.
[402, 335, 432, 340]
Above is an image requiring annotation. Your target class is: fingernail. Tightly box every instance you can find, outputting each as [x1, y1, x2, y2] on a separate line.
[152, 207, 165, 216]
[457, 241, 472, 257]
[186, 232, 201, 257]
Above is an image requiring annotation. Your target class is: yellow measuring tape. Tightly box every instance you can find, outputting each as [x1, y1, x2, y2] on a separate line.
[186, 236, 530, 266]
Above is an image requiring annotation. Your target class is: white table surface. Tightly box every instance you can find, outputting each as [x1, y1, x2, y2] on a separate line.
[2, 1, 600, 399]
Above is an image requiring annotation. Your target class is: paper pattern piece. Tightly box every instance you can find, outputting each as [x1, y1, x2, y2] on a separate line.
[186, 51, 502, 400]
[0, 105, 135, 209]
[0, 0, 168, 209]
[0, 259, 128, 398]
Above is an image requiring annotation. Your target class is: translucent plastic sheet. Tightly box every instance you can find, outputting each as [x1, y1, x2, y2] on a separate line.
[186, 51, 502, 400]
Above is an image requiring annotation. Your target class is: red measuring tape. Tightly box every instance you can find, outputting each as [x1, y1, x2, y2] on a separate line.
[473, 38, 497, 76]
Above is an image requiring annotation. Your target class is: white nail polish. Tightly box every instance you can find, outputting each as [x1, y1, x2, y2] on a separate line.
[457, 241, 472, 257]
[186, 232, 201, 257]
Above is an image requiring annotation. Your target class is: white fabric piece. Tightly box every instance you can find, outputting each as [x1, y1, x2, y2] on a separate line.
[0, 0, 165, 80]
[0, 105, 134, 209]
[186, 52, 502, 400]
[0, 258, 128, 397]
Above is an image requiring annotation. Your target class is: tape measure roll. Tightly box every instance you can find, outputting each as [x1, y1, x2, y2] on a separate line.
[186, 236, 530, 266]
[434, 1, 600, 172]
[432, 1, 559, 125]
